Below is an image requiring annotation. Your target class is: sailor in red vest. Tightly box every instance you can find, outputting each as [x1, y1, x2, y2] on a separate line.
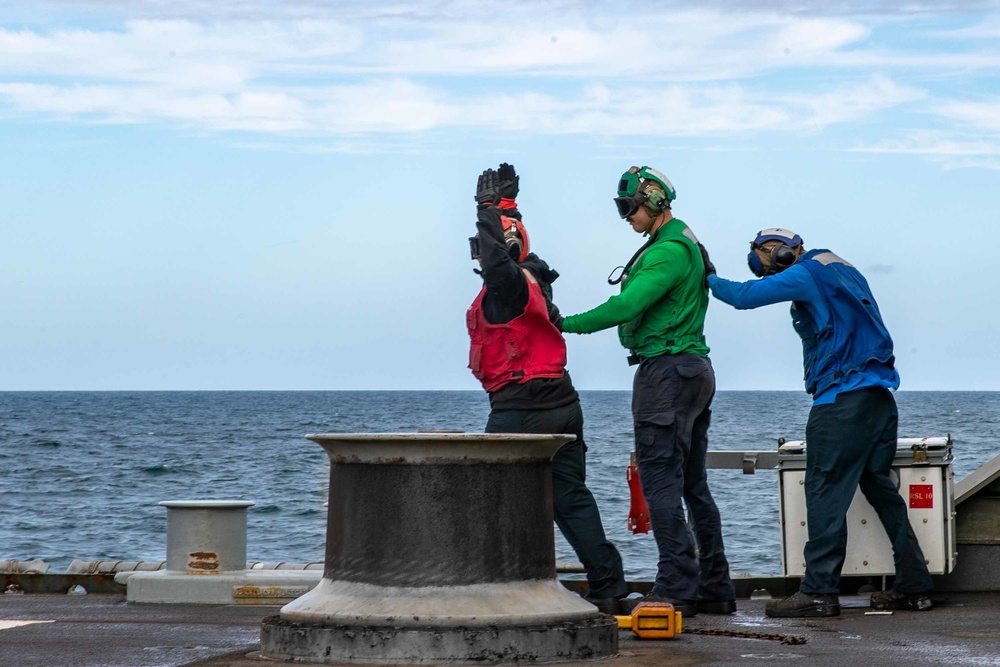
[467, 164, 627, 615]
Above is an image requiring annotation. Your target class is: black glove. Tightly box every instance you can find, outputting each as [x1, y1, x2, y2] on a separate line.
[553, 315, 564, 332]
[475, 169, 501, 208]
[498, 163, 520, 200]
[698, 243, 716, 285]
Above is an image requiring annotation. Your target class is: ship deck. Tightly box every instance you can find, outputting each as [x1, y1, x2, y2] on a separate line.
[3, 590, 999, 667]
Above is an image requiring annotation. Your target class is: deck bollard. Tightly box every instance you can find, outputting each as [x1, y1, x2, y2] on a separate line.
[260, 433, 617, 664]
[159, 500, 254, 573]
[122, 499, 323, 604]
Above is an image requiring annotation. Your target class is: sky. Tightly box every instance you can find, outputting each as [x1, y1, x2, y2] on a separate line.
[1, 0, 998, 391]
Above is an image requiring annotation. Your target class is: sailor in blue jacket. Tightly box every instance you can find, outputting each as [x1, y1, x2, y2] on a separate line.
[702, 228, 934, 618]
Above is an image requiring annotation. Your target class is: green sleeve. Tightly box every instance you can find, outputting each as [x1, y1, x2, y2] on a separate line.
[562, 242, 689, 334]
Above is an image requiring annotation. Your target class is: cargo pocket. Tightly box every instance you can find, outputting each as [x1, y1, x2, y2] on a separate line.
[635, 421, 677, 466]
[632, 361, 679, 427]
[677, 358, 708, 380]
[469, 344, 482, 373]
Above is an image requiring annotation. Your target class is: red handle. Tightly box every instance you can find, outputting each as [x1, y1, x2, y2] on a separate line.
[626, 460, 651, 534]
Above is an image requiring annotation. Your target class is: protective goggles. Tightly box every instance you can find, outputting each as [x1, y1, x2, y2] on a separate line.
[746, 247, 767, 278]
[468, 230, 526, 262]
[614, 196, 643, 219]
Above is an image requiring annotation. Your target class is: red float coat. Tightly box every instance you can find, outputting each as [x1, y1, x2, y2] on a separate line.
[467, 269, 567, 393]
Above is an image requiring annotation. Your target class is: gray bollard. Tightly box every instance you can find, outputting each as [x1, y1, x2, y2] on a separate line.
[159, 500, 254, 573]
[260, 433, 617, 664]
[123, 499, 321, 604]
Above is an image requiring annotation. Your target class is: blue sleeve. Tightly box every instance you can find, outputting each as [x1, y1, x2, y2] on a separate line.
[707, 264, 819, 310]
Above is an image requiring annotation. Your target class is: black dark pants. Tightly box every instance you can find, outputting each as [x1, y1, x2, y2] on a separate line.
[486, 400, 627, 599]
[632, 353, 735, 602]
[801, 386, 934, 595]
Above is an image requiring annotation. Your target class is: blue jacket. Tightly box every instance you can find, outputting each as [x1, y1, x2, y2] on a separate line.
[792, 249, 895, 396]
[707, 249, 898, 403]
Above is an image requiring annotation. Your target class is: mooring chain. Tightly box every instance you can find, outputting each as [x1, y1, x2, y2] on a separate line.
[684, 626, 807, 645]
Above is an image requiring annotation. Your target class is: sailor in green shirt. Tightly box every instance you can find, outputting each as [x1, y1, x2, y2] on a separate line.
[560, 216, 709, 359]
[560, 166, 735, 617]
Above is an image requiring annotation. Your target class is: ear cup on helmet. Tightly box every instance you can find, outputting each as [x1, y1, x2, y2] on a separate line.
[748, 228, 803, 276]
[770, 243, 796, 271]
[645, 188, 666, 212]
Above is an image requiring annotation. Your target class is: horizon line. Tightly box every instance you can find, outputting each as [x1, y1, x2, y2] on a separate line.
[0, 388, 994, 393]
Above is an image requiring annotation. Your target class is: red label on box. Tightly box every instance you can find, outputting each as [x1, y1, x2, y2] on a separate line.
[909, 484, 934, 509]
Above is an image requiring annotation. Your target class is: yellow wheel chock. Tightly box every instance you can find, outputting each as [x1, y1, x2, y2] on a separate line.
[615, 601, 682, 639]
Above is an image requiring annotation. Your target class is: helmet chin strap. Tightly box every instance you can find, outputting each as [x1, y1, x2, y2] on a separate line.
[642, 209, 667, 237]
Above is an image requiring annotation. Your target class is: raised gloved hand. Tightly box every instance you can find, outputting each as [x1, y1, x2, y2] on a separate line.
[698, 243, 716, 286]
[498, 163, 519, 200]
[476, 169, 501, 208]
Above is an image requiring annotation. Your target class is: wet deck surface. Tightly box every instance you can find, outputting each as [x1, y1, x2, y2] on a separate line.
[2, 592, 999, 667]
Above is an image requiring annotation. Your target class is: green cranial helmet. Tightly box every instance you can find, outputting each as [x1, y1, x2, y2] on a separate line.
[614, 166, 676, 219]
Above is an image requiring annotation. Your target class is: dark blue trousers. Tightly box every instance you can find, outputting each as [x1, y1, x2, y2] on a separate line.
[801, 386, 934, 595]
[486, 401, 627, 599]
[632, 354, 735, 602]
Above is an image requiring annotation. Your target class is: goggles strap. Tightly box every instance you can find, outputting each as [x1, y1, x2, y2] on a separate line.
[608, 236, 657, 285]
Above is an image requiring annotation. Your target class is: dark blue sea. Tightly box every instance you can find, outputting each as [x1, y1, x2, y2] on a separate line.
[1, 391, 997, 580]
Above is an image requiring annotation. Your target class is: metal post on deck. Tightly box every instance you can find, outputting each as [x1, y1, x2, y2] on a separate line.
[260, 432, 618, 664]
[159, 500, 254, 574]
[121, 499, 322, 604]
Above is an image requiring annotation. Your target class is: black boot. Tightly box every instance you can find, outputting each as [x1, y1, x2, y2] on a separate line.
[870, 588, 933, 611]
[765, 591, 840, 618]
[620, 593, 697, 617]
[697, 598, 737, 614]
[584, 595, 623, 616]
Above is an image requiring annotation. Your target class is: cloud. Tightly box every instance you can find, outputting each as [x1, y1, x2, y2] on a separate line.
[355, 12, 869, 81]
[3, 77, 894, 137]
[0, 11, 873, 83]
[933, 98, 1000, 132]
[782, 75, 926, 130]
[34, 0, 998, 21]
[0, 82, 308, 131]
[849, 131, 1000, 155]
[918, 15, 1000, 38]
[0, 4, 994, 154]
[0, 20, 362, 88]
[935, 156, 1000, 169]
[848, 130, 1000, 169]
[866, 263, 896, 274]
[700, 0, 998, 16]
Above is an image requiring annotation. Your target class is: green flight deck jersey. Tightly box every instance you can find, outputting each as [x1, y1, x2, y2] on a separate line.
[561, 218, 710, 358]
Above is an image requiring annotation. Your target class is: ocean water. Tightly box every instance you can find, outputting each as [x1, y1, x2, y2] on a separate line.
[1, 390, 996, 580]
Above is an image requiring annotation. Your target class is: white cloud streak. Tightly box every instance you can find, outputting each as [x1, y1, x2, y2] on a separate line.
[781, 75, 927, 130]
[934, 98, 1000, 132]
[848, 131, 1000, 169]
[0, 76, 913, 137]
[0, 3, 996, 157]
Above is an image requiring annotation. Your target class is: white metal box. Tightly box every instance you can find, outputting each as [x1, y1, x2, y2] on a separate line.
[778, 437, 956, 577]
